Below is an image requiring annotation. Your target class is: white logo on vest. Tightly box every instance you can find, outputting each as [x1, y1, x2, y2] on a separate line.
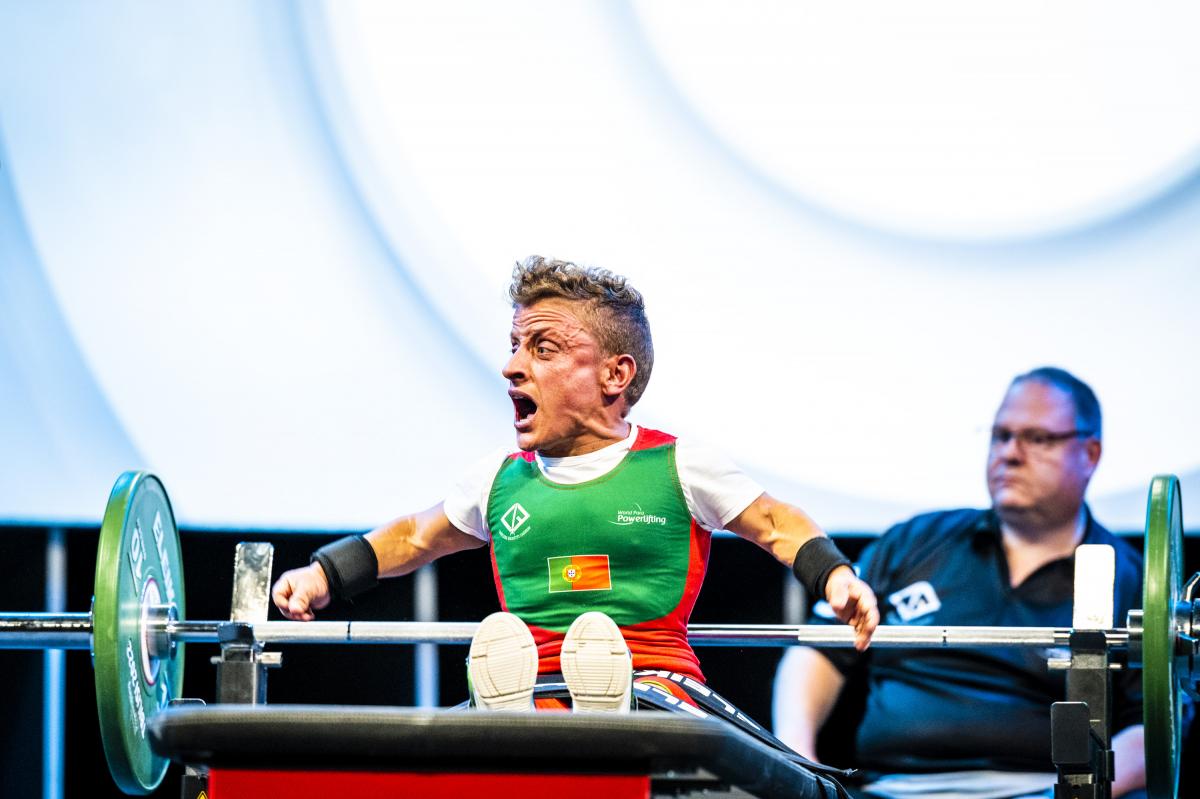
[607, 502, 668, 526]
[887, 581, 941, 623]
[498, 502, 531, 540]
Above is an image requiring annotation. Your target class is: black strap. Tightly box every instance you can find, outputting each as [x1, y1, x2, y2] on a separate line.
[311, 535, 379, 601]
[792, 537, 852, 601]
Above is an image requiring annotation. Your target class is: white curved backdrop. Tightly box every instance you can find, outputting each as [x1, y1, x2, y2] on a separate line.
[1, 0, 1197, 531]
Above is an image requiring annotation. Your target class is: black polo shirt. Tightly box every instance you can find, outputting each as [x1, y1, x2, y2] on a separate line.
[813, 507, 1143, 774]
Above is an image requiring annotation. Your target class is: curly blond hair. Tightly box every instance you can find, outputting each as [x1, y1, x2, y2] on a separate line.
[509, 255, 654, 408]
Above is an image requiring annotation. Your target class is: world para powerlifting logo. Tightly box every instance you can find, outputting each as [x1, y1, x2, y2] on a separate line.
[607, 502, 667, 527]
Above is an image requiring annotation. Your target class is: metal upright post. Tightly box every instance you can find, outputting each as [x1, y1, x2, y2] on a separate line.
[414, 563, 439, 707]
[1052, 544, 1118, 799]
[42, 527, 66, 799]
[212, 544, 281, 704]
[1051, 631, 1114, 799]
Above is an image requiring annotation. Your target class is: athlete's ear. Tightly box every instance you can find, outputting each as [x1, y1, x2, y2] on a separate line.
[601, 354, 637, 399]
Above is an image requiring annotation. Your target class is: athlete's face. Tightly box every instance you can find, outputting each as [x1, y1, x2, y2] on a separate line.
[503, 299, 618, 457]
[986, 380, 1100, 529]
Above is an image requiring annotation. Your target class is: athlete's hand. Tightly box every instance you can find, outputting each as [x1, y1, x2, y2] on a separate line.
[272, 563, 332, 621]
[825, 565, 879, 651]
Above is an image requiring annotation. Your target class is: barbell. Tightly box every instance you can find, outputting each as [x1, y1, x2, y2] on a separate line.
[0, 471, 1195, 797]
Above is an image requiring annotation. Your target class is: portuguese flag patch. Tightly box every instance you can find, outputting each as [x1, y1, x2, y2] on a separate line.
[547, 554, 612, 593]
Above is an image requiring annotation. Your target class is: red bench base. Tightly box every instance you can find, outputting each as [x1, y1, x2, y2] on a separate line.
[207, 769, 650, 799]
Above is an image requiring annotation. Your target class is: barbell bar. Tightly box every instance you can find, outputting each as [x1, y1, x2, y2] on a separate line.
[0, 471, 1193, 797]
[0, 615, 1137, 650]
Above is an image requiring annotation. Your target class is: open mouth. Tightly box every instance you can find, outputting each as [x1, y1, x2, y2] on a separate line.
[511, 393, 538, 427]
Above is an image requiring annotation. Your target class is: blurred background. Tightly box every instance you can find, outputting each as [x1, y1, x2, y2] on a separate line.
[2, 1, 1198, 796]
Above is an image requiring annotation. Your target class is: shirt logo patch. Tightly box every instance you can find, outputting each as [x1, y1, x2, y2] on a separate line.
[547, 555, 612, 593]
[887, 581, 941, 623]
[498, 502, 531, 540]
[607, 502, 668, 526]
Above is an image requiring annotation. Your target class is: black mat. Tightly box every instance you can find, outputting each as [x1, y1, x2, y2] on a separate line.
[149, 705, 843, 799]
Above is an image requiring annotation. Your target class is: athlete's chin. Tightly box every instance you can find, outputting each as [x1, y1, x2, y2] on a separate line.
[513, 426, 540, 452]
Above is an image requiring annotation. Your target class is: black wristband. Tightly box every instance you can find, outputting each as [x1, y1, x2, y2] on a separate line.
[311, 535, 379, 601]
[792, 537, 853, 600]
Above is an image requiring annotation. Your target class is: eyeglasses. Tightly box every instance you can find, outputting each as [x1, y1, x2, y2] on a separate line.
[990, 427, 1095, 450]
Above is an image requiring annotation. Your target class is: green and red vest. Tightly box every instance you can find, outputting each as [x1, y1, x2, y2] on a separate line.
[486, 427, 711, 681]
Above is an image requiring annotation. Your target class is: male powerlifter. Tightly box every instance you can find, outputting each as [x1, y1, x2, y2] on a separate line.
[273, 256, 878, 717]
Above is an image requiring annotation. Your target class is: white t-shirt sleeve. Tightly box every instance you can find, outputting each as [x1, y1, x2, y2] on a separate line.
[674, 439, 764, 530]
[442, 447, 509, 542]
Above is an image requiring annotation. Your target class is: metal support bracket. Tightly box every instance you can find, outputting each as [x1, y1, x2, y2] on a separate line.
[212, 544, 282, 704]
[211, 622, 282, 704]
[1052, 630, 1114, 799]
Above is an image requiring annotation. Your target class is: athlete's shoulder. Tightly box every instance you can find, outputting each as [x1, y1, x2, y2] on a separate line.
[631, 426, 677, 451]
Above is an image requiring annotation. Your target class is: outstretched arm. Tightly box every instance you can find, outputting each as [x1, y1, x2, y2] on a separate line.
[725, 492, 879, 650]
[272, 502, 485, 620]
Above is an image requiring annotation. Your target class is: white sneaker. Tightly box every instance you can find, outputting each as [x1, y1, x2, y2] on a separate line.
[560, 611, 632, 713]
[468, 612, 538, 711]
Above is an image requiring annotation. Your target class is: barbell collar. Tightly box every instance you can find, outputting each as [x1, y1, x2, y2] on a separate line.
[1127, 609, 1145, 667]
[144, 604, 177, 660]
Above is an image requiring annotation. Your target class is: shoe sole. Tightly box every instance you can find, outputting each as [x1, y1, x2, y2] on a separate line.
[561, 611, 632, 713]
[468, 612, 538, 711]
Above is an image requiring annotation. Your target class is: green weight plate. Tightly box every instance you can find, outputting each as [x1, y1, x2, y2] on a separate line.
[1143, 474, 1183, 799]
[93, 472, 186, 795]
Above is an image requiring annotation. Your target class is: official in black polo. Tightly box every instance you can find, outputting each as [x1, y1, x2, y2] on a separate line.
[773, 367, 1146, 799]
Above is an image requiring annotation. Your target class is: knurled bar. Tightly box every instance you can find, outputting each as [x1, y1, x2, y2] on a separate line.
[0, 613, 1132, 650]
